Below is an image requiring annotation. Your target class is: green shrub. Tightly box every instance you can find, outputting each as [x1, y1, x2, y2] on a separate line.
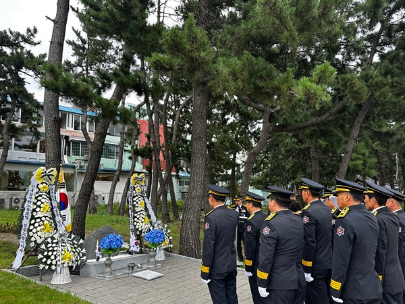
[176, 200, 185, 211]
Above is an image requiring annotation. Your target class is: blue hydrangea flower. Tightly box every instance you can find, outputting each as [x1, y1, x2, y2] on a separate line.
[144, 229, 166, 247]
[100, 234, 124, 255]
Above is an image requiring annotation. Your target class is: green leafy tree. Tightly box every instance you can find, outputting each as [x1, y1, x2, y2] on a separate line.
[0, 27, 45, 187]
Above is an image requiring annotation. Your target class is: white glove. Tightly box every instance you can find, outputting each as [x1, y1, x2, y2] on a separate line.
[258, 287, 269, 297]
[245, 271, 253, 277]
[332, 296, 343, 303]
[201, 278, 211, 284]
[304, 272, 314, 282]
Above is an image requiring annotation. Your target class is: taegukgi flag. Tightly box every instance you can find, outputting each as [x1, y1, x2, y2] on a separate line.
[58, 167, 71, 232]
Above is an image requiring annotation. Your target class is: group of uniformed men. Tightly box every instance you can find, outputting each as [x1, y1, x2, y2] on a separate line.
[200, 177, 405, 304]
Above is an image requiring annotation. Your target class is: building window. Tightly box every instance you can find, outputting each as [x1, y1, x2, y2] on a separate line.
[60, 112, 68, 129]
[87, 120, 95, 132]
[13, 132, 40, 152]
[73, 114, 81, 131]
[179, 180, 189, 186]
[102, 144, 117, 159]
[71, 141, 87, 157]
[108, 123, 121, 136]
[1, 170, 32, 191]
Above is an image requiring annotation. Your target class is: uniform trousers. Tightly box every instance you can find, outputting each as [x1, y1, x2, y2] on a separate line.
[248, 271, 266, 304]
[382, 292, 403, 304]
[305, 269, 330, 304]
[266, 282, 305, 304]
[236, 229, 244, 260]
[341, 299, 381, 304]
[208, 269, 238, 304]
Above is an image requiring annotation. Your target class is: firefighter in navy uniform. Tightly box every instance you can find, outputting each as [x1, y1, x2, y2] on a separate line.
[364, 180, 403, 304]
[386, 188, 405, 304]
[230, 195, 250, 261]
[257, 186, 306, 304]
[243, 191, 267, 304]
[330, 178, 382, 304]
[201, 184, 239, 304]
[299, 178, 332, 304]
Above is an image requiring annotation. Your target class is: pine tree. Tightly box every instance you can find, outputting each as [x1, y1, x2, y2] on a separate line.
[0, 27, 45, 187]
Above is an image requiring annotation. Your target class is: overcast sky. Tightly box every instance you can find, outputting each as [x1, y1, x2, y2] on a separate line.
[0, 0, 149, 105]
[0, 0, 82, 101]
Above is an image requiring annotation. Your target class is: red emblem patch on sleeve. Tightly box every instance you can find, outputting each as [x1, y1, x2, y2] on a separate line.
[247, 225, 251, 232]
[303, 216, 309, 224]
[262, 227, 270, 235]
[205, 222, 209, 230]
[336, 226, 345, 237]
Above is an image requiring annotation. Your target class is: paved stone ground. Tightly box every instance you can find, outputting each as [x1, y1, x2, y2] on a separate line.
[31, 253, 253, 304]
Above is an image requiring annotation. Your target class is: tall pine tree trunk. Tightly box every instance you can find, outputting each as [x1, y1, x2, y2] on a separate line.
[179, 83, 209, 258]
[44, 0, 69, 170]
[107, 124, 125, 215]
[337, 98, 373, 179]
[162, 89, 179, 221]
[374, 148, 386, 186]
[72, 118, 111, 239]
[229, 149, 237, 199]
[387, 152, 395, 188]
[146, 102, 159, 214]
[0, 96, 17, 187]
[240, 108, 272, 196]
[310, 144, 320, 182]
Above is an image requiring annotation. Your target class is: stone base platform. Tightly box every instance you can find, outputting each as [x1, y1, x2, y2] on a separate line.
[81, 252, 148, 278]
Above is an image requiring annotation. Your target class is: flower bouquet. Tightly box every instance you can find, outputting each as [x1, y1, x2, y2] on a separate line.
[38, 233, 86, 271]
[100, 234, 124, 257]
[144, 229, 166, 250]
[100, 234, 123, 276]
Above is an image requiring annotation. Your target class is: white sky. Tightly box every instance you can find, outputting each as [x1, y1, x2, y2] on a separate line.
[0, 0, 82, 102]
[0, 0, 152, 105]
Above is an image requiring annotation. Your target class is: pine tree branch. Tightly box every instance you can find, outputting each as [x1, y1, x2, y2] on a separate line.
[273, 94, 351, 132]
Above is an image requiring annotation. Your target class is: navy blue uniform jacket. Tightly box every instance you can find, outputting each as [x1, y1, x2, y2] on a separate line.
[301, 199, 332, 274]
[330, 204, 382, 300]
[244, 210, 267, 273]
[257, 209, 306, 290]
[201, 204, 239, 280]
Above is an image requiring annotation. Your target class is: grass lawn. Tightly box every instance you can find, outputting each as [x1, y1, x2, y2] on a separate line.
[0, 269, 91, 304]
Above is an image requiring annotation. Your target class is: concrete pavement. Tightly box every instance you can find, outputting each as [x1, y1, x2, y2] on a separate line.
[31, 253, 253, 304]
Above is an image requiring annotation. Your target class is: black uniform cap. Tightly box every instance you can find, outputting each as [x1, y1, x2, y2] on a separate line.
[208, 184, 229, 197]
[245, 191, 265, 203]
[234, 195, 242, 201]
[322, 188, 333, 198]
[364, 180, 392, 199]
[333, 178, 367, 196]
[266, 185, 295, 199]
[386, 187, 405, 202]
[299, 178, 324, 191]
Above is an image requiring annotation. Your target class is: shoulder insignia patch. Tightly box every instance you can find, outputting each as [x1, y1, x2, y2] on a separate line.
[302, 203, 311, 210]
[303, 215, 309, 224]
[373, 210, 378, 216]
[265, 213, 276, 221]
[205, 210, 213, 217]
[246, 225, 252, 232]
[337, 207, 350, 218]
[205, 222, 209, 230]
[248, 213, 255, 220]
[331, 208, 337, 214]
[230, 205, 236, 208]
[262, 226, 270, 235]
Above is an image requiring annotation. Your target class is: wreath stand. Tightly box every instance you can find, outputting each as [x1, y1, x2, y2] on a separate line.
[14, 245, 43, 281]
